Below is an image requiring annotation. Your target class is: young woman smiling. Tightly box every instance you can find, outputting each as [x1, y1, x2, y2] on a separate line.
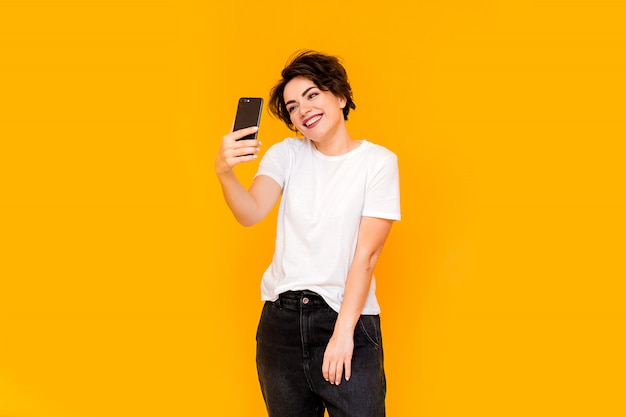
[215, 50, 400, 417]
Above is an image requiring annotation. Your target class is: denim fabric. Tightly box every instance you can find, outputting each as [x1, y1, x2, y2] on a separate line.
[256, 290, 386, 417]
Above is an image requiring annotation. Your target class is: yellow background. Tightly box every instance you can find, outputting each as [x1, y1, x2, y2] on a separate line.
[1, 0, 625, 416]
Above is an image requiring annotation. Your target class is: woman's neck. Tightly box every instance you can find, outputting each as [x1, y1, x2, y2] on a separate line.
[309, 126, 357, 156]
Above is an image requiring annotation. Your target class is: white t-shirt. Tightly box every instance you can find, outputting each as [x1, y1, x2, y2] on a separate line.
[255, 137, 401, 314]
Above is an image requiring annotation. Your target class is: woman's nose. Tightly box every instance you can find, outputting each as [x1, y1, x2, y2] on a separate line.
[299, 104, 311, 116]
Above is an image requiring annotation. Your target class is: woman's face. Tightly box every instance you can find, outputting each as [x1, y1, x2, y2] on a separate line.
[283, 76, 346, 140]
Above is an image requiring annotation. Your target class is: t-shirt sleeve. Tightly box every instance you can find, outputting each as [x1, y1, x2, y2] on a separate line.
[254, 140, 290, 189]
[362, 153, 401, 221]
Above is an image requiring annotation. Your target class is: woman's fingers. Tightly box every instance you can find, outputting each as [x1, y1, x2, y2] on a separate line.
[344, 359, 351, 382]
[326, 360, 336, 384]
[323, 357, 348, 386]
[333, 362, 343, 385]
[215, 127, 262, 175]
[230, 125, 258, 139]
[224, 139, 260, 156]
[322, 332, 354, 386]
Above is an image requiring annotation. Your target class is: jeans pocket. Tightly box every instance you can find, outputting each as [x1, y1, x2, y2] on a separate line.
[357, 315, 381, 350]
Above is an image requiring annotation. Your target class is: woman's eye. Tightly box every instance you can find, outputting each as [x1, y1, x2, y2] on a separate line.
[308, 92, 318, 99]
[288, 105, 297, 113]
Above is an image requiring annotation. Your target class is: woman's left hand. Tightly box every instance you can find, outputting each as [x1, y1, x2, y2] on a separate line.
[322, 327, 354, 385]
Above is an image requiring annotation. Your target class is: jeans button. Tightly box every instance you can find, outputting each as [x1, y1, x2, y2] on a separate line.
[302, 297, 309, 304]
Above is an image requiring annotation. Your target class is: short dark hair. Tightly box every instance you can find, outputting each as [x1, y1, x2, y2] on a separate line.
[269, 50, 356, 131]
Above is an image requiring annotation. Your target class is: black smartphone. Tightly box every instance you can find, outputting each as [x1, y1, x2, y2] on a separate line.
[233, 97, 263, 141]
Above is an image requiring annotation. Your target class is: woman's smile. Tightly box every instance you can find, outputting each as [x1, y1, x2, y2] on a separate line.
[303, 114, 323, 128]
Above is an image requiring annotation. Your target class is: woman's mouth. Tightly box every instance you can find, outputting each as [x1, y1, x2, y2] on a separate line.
[304, 114, 322, 128]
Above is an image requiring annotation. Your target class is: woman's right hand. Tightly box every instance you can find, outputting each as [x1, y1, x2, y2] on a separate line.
[215, 126, 262, 176]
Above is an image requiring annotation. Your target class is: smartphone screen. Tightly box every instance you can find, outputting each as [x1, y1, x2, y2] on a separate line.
[234, 97, 263, 141]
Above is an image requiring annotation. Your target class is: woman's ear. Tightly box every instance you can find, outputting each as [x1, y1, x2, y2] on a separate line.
[339, 96, 347, 109]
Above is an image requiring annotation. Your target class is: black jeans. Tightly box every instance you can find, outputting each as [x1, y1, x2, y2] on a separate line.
[256, 290, 386, 417]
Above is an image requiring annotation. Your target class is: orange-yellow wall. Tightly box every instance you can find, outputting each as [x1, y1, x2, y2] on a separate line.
[1, 1, 625, 416]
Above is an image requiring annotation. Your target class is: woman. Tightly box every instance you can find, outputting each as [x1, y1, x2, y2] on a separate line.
[215, 50, 400, 417]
